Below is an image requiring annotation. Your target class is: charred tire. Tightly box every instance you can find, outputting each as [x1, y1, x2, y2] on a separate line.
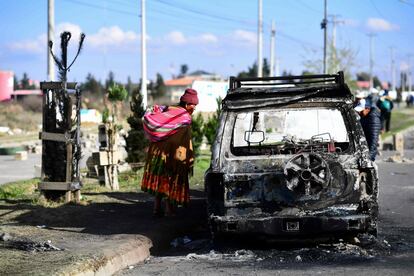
[284, 153, 330, 197]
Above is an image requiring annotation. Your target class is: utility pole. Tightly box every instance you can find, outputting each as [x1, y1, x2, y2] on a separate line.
[368, 33, 376, 90]
[141, 0, 147, 109]
[275, 59, 280, 77]
[270, 20, 276, 77]
[390, 47, 396, 91]
[408, 55, 413, 92]
[329, 15, 344, 73]
[257, 0, 263, 77]
[321, 0, 328, 74]
[47, 0, 55, 81]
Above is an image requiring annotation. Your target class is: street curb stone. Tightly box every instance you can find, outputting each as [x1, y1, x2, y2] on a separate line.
[67, 235, 152, 276]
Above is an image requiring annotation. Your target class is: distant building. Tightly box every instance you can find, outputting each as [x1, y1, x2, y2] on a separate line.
[0, 70, 41, 102]
[163, 71, 227, 112]
[0, 71, 14, 101]
[356, 80, 389, 91]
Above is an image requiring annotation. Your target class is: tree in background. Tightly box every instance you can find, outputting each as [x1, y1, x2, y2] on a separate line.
[125, 76, 133, 100]
[82, 73, 103, 95]
[153, 73, 166, 99]
[179, 64, 189, 77]
[19, 72, 35, 89]
[237, 58, 270, 78]
[303, 42, 358, 90]
[13, 75, 18, 90]
[356, 72, 383, 89]
[262, 58, 270, 77]
[105, 71, 116, 90]
[204, 97, 222, 147]
[125, 87, 148, 167]
[191, 113, 204, 157]
[356, 72, 370, 81]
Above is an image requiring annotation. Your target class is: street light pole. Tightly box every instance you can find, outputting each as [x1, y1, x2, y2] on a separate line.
[270, 20, 276, 77]
[323, 0, 327, 74]
[368, 33, 376, 91]
[257, 0, 263, 77]
[47, 0, 55, 81]
[390, 47, 396, 91]
[141, 0, 147, 109]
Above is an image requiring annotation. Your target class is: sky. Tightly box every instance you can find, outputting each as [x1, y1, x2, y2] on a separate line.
[1, 0, 413, 85]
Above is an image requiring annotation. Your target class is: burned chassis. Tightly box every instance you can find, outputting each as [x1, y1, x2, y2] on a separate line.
[205, 72, 379, 240]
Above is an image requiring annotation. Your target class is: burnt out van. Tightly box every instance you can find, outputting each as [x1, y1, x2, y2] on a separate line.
[205, 72, 378, 240]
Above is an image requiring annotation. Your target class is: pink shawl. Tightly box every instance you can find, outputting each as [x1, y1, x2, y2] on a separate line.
[143, 105, 192, 142]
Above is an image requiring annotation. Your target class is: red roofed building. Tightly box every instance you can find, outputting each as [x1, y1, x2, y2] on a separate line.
[356, 81, 370, 90]
[164, 76, 201, 103]
[163, 71, 224, 106]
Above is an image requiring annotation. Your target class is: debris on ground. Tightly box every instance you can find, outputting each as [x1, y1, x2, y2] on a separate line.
[384, 154, 414, 163]
[0, 232, 12, 242]
[2, 237, 63, 252]
[170, 236, 192, 248]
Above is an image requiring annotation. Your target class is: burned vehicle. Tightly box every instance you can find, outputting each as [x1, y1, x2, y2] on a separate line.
[205, 72, 378, 239]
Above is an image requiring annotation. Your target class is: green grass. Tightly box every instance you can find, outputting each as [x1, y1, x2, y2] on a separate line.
[0, 152, 212, 202]
[0, 178, 40, 202]
[382, 107, 414, 140]
[190, 152, 211, 189]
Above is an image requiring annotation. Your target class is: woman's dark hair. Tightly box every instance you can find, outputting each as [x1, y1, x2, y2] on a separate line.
[179, 101, 187, 108]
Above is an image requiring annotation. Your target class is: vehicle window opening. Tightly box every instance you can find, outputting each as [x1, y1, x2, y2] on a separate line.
[232, 108, 350, 155]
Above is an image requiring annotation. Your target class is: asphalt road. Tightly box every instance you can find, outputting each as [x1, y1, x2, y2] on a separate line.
[0, 153, 41, 185]
[0, 150, 94, 186]
[118, 155, 414, 276]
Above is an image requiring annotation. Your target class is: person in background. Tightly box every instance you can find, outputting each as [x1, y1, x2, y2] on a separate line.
[354, 90, 382, 161]
[141, 88, 199, 217]
[377, 89, 394, 133]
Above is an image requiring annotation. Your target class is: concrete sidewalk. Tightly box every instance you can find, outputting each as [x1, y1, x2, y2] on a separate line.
[0, 188, 207, 275]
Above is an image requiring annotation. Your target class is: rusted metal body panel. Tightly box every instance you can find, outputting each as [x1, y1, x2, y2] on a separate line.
[205, 73, 378, 238]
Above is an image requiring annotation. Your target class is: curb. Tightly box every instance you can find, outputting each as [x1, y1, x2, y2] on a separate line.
[66, 235, 152, 276]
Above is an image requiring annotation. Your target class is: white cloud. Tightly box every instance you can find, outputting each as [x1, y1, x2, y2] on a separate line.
[7, 23, 142, 54]
[400, 61, 409, 71]
[232, 29, 256, 46]
[197, 33, 218, 44]
[366, 18, 399, 32]
[7, 34, 45, 54]
[162, 31, 218, 46]
[164, 31, 187, 45]
[56, 22, 83, 39]
[7, 22, 84, 54]
[88, 26, 139, 48]
[343, 19, 359, 28]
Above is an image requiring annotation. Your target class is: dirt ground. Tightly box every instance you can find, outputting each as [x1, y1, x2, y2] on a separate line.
[0, 184, 207, 275]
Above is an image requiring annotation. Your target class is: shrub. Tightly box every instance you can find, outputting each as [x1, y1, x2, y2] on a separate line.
[21, 95, 43, 112]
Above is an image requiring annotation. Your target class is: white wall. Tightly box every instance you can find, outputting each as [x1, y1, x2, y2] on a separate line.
[192, 80, 228, 112]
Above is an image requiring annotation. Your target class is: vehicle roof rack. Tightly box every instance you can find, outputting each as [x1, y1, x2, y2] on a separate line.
[229, 71, 344, 90]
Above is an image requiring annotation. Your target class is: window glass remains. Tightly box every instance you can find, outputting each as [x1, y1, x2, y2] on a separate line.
[232, 108, 349, 155]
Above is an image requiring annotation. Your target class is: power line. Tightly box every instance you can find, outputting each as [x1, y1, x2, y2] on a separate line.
[399, 0, 414, 7]
[153, 0, 254, 26]
[148, 4, 255, 32]
[296, 0, 323, 14]
[369, 0, 387, 18]
[61, 0, 139, 17]
[61, 0, 322, 55]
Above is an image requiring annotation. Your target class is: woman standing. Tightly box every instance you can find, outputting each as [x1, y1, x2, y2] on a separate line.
[141, 88, 198, 216]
